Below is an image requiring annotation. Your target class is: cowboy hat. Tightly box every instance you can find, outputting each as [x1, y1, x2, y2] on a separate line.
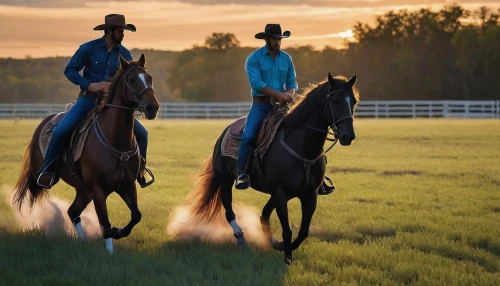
[93, 14, 136, 32]
[255, 24, 290, 39]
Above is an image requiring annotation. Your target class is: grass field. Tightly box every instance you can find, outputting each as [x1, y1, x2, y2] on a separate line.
[1, 119, 499, 285]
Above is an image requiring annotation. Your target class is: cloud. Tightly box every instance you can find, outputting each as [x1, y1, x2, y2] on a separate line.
[0, 0, 499, 58]
[3, 0, 500, 8]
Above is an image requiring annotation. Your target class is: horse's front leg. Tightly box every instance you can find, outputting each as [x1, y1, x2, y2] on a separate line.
[261, 197, 284, 250]
[273, 188, 293, 264]
[116, 184, 142, 238]
[291, 191, 318, 250]
[92, 187, 117, 253]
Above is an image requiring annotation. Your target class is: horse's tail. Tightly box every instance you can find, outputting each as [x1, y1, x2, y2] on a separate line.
[12, 139, 47, 211]
[188, 156, 222, 221]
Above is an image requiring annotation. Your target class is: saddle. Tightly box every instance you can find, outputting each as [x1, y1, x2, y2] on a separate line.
[38, 104, 95, 185]
[221, 104, 288, 192]
[223, 103, 288, 161]
[39, 111, 93, 163]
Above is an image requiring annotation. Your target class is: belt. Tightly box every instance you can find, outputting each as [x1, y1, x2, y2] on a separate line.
[252, 96, 277, 104]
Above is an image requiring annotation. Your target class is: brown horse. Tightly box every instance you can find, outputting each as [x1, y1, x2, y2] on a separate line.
[12, 54, 159, 253]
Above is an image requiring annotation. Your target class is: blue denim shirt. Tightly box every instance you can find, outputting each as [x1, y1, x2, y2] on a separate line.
[245, 45, 298, 97]
[64, 36, 133, 91]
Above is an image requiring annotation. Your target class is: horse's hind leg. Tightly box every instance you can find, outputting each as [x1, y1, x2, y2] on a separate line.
[67, 188, 93, 240]
[219, 177, 246, 245]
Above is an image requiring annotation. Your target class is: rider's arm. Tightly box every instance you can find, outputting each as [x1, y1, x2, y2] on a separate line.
[64, 44, 90, 91]
[245, 54, 283, 100]
[286, 56, 298, 97]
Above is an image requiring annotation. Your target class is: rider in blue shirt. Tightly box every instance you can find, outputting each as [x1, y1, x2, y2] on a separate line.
[37, 14, 154, 189]
[235, 24, 335, 195]
[236, 24, 296, 189]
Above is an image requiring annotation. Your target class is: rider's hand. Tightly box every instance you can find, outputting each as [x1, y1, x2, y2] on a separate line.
[101, 82, 111, 94]
[88, 82, 111, 93]
[280, 92, 294, 103]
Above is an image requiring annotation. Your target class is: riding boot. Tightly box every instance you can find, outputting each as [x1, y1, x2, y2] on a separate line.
[37, 157, 59, 189]
[235, 174, 250, 190]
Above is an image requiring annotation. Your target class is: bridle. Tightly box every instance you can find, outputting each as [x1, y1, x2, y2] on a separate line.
[104, 66, 155, 113]
[92, 66, 155, 192]
[301, 87, 354, 152]
[279, 86, 354, 189]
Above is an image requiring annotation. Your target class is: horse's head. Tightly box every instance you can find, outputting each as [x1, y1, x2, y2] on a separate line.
[323, 73, 359, 146]
[119, 54, 160, 119]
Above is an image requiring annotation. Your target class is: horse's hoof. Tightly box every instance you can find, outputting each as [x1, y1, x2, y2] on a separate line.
[284, 257, 292, 265]
[272, 238, 284, 251]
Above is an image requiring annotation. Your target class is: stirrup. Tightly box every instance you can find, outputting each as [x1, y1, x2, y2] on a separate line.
[37, 171, 55, 189]
[319, 176, 335, 195]
[138, 167, 155, 188]
[235, 174, 250, 190]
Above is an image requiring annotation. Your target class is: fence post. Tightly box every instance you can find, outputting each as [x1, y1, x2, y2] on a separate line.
[497, 100, 499, 118]
[412, 101, 416, 118]
[495, 100, 499, 119]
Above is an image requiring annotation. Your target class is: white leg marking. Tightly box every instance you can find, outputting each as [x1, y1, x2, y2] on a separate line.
[105, 238, 113, 254]
[229, 219, 242, 234]
[74, 221, 86, 241]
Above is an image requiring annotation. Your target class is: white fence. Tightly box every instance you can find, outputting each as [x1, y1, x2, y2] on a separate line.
[0, 100, 499, 119]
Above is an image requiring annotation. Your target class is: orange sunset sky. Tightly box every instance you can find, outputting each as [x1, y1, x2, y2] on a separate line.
[0, 0, 498, 58]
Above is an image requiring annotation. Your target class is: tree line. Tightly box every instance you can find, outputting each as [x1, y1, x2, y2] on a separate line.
[0, 5, 498, 103]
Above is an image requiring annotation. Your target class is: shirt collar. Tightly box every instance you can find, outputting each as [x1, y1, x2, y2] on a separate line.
[99, 36, 121, 50]
[263, 44, 280, 56]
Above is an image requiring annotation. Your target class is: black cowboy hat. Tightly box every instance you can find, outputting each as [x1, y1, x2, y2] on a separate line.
[93, 14, 136, 32]
[255, 24, 290, 39]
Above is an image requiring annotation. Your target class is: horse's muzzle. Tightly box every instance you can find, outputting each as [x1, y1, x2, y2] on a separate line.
[144, 104, 159, 119]
[339, 132, 355, 146]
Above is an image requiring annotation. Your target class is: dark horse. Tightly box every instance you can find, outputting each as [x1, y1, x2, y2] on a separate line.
[12, 54, 159, 253]
[190, 73, 359, 264]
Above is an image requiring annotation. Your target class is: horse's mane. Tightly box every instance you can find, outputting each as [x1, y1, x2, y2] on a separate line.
[95, 60, 142, 113]
[282, 76, 360, 130]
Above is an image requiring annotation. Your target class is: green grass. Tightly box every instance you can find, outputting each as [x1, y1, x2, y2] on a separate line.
[1, 119, 500, 285]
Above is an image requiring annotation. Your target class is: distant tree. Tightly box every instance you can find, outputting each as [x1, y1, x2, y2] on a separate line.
[204, 33, 240, 51]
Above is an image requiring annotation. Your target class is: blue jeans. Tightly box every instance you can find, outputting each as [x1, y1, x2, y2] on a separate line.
[43, 96, 149, 169]
[237, 101, 274, 174]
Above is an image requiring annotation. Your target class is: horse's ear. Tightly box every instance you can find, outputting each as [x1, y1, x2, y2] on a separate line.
[347, 74, 357, 87]
[119, 54, 130, 70]
[138, 53, 146, 67]
[327, 72, 335, 87]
